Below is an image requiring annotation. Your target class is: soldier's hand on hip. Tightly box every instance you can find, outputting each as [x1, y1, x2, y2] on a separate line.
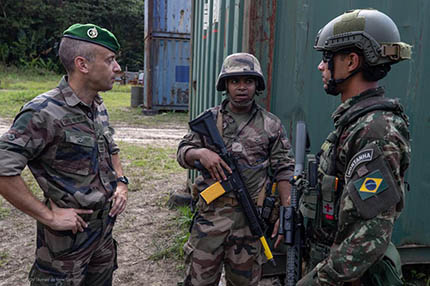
[198, 148, 232, 181]
[48, 199, 93, 234]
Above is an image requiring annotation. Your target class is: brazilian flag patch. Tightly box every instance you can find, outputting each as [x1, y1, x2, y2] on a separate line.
[353, 170, 388, 200]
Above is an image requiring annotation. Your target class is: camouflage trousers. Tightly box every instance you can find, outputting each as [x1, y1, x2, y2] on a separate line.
[183, 197, 264, 286]
[29, 203, 118, 286]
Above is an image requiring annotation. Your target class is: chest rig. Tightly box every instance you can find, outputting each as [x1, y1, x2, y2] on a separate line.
[300, 90, 408, 266]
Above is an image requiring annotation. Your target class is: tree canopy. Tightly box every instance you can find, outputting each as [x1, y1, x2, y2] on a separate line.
[0, 0, 145, 72]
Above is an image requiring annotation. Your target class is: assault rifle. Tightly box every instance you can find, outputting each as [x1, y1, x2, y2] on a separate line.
[279, 121, 317, 285]
[189, 110, 276, 267]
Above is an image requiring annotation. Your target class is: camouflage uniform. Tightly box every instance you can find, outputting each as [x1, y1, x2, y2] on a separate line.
[298, 87, 410, 285]
[0, 77, 119, 285]
[177, 99, 294, 285]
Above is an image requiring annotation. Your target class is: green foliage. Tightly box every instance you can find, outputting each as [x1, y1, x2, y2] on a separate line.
[150, 205, 192, 265]
[118, 143, 182, 183]
[0, 64, 189, 126]
[403, 265, 430, 286]
[0, 250, 9, 267]
[0, 0, 145, 71]
[0, 65, 60, 118]
[0, 199, 11, 220]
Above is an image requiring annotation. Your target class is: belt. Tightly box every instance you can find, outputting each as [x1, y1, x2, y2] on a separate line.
[82, 202, 112, 221]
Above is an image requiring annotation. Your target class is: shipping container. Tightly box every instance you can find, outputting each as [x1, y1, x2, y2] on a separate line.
[190, 0, 430, 265]
[144, 0, 191, 111]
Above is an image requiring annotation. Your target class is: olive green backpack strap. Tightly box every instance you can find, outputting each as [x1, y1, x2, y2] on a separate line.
[363, 241, 404, 286]
[216, 109, 223, 136]
[384, 241, 403, 279]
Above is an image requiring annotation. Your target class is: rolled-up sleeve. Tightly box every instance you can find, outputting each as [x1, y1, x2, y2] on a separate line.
[177, 131, 203, 169]
[270, 125, 295, 182]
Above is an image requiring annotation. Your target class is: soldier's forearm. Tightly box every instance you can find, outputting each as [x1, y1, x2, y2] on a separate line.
[112, 153, 125, 178]
[277, 180, 291, 206]
[184, 148, 205, 167]
[0, 175, 53, 226]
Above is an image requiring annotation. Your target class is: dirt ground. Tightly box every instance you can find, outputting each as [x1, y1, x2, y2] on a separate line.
[0, 118, 278, 286]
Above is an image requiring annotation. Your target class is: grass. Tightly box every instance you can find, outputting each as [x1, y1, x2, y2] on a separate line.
[149, 205, 192, 269]
[0, 64, 189, 127]
[117, 142, 183, 191]
[0, 199, 11, 219]
[0, 251, 9, 267]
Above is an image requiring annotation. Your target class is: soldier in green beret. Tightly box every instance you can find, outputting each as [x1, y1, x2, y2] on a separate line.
[0, 24, 128, 285]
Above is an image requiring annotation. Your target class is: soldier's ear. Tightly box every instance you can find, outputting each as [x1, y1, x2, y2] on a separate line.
[74, 56, 89, 74]
[347, 52, 361, 71]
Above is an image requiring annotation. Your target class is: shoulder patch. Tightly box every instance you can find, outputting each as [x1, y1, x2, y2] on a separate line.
[353, 170, 388, 200]
[346, 149, 373, 178]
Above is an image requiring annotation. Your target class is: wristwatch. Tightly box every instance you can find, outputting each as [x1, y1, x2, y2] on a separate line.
[117, 176, 129, 185]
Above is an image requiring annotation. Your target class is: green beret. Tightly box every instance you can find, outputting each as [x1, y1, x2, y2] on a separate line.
[63, 23, 120, 53]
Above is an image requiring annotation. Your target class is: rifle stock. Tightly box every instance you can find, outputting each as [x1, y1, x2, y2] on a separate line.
[189, 110, 276, 266]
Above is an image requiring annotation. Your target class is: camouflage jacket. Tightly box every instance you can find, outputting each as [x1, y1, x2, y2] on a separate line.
[0, 76, 119, 209]
[306, 87, 411, 285]
[177, 99, 295, 200]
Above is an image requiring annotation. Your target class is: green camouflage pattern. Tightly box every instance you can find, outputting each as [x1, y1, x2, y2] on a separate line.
[216, 53, 266, 91]
[0, 76, 119, 209]
[29, 207, 117, 286]
[0, 76, 120, 284]
[177, 99, 294, 285]
[299, 87, 410, 285]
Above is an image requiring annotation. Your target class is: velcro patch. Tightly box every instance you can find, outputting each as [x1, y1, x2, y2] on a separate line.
[353, 170, 387, 200]
[346, 149, 373, 178]
[61, 115, 87, 126]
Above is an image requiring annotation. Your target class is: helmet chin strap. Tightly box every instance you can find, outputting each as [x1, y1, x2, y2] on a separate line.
[325, 57, 361, 96]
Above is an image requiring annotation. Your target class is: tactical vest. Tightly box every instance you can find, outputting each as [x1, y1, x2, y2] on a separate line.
[300, 91, 409, 269]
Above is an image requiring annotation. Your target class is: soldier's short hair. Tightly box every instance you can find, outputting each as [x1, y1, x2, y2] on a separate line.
[58, 37, 96, 73]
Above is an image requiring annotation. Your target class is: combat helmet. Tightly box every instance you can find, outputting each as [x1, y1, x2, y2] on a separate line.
[216, 53, 266, 91]
[314, 9, 412, 94]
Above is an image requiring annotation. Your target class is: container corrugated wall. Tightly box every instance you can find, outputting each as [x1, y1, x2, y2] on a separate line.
[144, 0, 191, 111]
[190, 0, 430, 263]
[271, 0, 430, 264]
[190, 0, 277, 119]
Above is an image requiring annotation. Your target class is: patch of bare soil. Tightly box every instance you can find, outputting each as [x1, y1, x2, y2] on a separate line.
[0, 170, 188, 286]
[113, 172, 187, 286]
[112, 126, 188, 147]
[0, 119, 188, 147]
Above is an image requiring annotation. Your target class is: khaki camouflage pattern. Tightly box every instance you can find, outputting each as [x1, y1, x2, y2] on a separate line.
[177, 99, 294, 285]
[216, 53, 266, 91]
[0, 76, 120, 284]
[183, 200, 263, 286]
[299, 87, 410, 285]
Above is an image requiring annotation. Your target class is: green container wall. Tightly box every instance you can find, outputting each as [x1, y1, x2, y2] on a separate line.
[189, 0, 276, 180]
[190, 0, 430, 263]
[190, 0, 276, 119]
[271, 0, 430, 264]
